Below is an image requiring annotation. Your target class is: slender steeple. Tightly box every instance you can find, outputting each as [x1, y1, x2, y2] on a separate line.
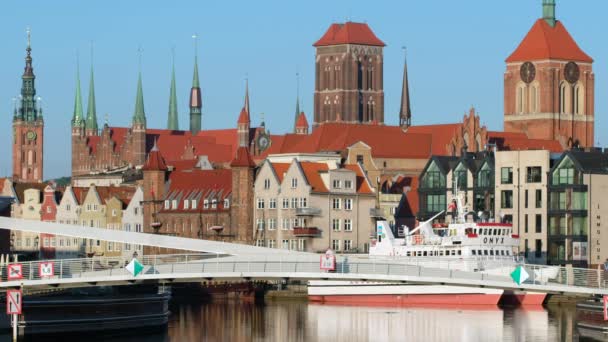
[293, 72, 300, 133]
[167, 52, 179, 130]
[132, 71, 146, 125]
[399, 47, 412, 129]
[72, 62, 84, 128]
[543, 0, 556, 27]
[244, 78, 250, 115]
[189, 34, 202, 135]
[85, 63, 98, 133]
[18, 27, 39, 123]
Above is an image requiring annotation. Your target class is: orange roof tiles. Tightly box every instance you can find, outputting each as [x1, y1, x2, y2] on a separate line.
[299, 162, 329, 192]
[506, 19, 592, 63]
[314, 22, 385, 47]
[296, 112, 309, 128]
[488, 131, 564, 153]
[270, 163, 291, 182]
[343, 164, 373, 194]
[230, 147, 256, 167]
[237, 107, 250, 124]
[406, 124, 462, 155]
[161, 169, 232, 213]
[142, 143, 168, 171]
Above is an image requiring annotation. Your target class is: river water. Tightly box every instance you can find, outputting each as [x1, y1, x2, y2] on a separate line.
[61, 300, 590, 342]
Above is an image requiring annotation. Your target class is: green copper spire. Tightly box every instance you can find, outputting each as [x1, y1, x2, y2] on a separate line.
[167, 61, 179, 130]
[543, 0, 556, 27]
[192, 55, 200, 88]
[72, 64, 84, 127]
[17, 27, 40, 123]
[293, 72, 300, 132]
[85, 65, 98, 132]
[133, 71, 146, 125]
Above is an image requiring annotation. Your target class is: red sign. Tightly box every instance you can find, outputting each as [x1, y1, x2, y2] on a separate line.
[320, 250, 336, 271]
[7, 264, 23, 281]
[604, 296, 608, 321]
[39, 262, 54, 278]
[6, 290, 22, 315]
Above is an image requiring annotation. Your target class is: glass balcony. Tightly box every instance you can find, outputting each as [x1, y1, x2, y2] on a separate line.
[295, 207, 322, 216]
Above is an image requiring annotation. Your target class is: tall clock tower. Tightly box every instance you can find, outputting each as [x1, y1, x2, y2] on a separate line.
[13, 29, 44, 183]
[504, 0, 594, 148]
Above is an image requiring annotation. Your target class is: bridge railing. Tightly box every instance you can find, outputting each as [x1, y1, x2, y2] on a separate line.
[1, 254, 607, 294]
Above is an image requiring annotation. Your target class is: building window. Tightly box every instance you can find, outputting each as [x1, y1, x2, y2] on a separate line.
[526, 167, 542, 183]
[204, 200, 209, 209]
[477, 164, 493, 188]
[344, 219, 352, 231]
[559, 81, 570, 114]
[331, 239, 341, 251]
[535, 239, 542, 259]
[356, 155, 364, 164]
[184, 200, 190, 210]
[525, 190, 529, 209]
[211, 199, 217, 209]
[298, 198, 307, 208]
[164, 200, 170, 209]
[344, 198, 353, 211]
[66, 204, 71, 211]
[332, 198, 341, 210]
[256, 219, 265, 231]
[255, 240, 265, 247]
[535, 190, 542, 209]
[282, 198, 289, 209]
[332, 219, 341, 232]
[269, 198, 277, 209]
[530, 84, 539, 113]
[223, 199, 230, 209]
[501, 190, 513, 209]
[268, 218, 276, 230]
[291, 198, 298, 209]
[256, 198, 265, 209]
[422, 163, 445, 188]
[171, 200, 178, 210]
[108, 242, 114, 251]
[333, 180, 341, 189]
[298, 239, 306, 251]
[454, 164, 468, 189]
[524, 239, 529, 259]
[136, 224, 142, 232]
[282, 239, 289, 249]
[281, 219, 289, 230]
[524, 214, 529, 233]
[425, 194, 446, 213]
[535, 214, 542, 233]
[501, 167, 513, 184]
[268, 240, 276, 249]
[344, 180, 353, 189]
[264, 179, 271, 189]
[344, 240, 352, 251]
[192, 200, 197, 209]
[291, 178, 298, 188]
[574, 83, 585, 115]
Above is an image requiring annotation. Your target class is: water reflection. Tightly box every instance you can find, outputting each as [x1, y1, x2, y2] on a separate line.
[0, 301, 584, 341]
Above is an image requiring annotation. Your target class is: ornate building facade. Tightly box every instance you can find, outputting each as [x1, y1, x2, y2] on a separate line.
[13, 31, 44, 183]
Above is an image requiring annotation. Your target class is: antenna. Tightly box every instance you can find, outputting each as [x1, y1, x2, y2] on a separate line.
[26, 26, 31, 48]
[192, 33, 198, 59]
[137, 45, 143, 72]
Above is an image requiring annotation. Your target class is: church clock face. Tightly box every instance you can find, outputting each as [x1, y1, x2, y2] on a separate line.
[257, 134, 270, 152]
[26, 130, 37, 141]
[520, 62, 536, 84]
[564, 62, 580, 84]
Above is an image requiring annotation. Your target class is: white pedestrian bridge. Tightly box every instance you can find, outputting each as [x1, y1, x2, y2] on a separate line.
[0, 217, 607, 297]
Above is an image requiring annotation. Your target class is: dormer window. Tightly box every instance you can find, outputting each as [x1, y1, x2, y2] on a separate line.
[211, 199, 217, 209]
[184, 200, 190, 210]
[66, 204, 71, 211]
[204, 200, 209, 209]
[333, 180, 341, 189]
[164, 200, 170, 210]
[344, 180, 353, 189]
[171, 200, 178, 210]
[224, 199, 230, 208]
[192, 200, 197, 209]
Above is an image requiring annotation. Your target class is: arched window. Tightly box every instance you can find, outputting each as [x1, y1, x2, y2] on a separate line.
[559, 82, 570, 114]
[475, 134, 482, 152]
[529, 83, 539, 113]
[574, 83, 585, 115]
[463, 132, 470, 152]
[516, 83, 527, 114]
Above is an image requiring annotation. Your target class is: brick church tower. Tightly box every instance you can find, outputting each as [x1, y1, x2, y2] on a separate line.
[313, 22, 385, 127]
[13, 29, 44, 183]
[504, 0, 594, 148]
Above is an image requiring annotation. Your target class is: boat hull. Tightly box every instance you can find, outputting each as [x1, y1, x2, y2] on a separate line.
[500, 291, 547, 306]
[308, 282, 503, 307]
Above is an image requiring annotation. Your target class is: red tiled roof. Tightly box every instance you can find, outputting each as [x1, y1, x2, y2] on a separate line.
[488, 131, 564, 153]
[406, 124, 462, 155]
[270, 163, 291, 182]
[299, 162, 329, 192]
[142, 143, 168, 171]
[506, 19, 592, 63]
[237, 107, 250, 124]
[97, 186, 136, 207]
[343, 164, 374, 194]
[314, 22, 385, 47]
[167, 159, 198, 171]
[265, 123, 433, 159]
[71, 187, 89, 205]
[296, 112, 309, 128]
[161, 169, 232, 213]
[230, 147, 255, 167]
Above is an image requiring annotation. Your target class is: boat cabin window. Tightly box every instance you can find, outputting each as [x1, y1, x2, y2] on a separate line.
[490, 250, 494, 256]
[472, 250, 476, 256]
[406, 252, 411, 257]
[457, 250, 462, 256]
[423, 251, 428, 256]
[439, 251, 444, 256]
[484, 250, 488, 256]
[478, 250, 482, 255]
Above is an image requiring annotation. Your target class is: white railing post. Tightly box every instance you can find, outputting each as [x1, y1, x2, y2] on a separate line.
[60, 260, 63, 279]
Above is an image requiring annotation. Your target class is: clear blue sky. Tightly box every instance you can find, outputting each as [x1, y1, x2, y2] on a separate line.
[1, 0, 606, 179]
